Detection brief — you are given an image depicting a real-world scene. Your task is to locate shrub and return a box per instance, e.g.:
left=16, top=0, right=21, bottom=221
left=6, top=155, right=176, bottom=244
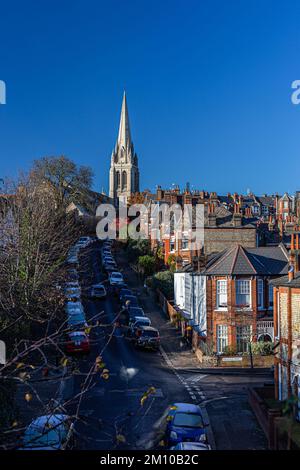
left=127, top=238, right=151, bottom=262
left=152, top=270, right=174, bottom=299
left=137, top=255, right=156, bottom=277
left=251, top=341, right=274, bottom=356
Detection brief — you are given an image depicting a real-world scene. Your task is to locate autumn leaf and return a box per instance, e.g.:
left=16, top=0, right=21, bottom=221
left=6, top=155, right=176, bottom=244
left=19, top=371, right=30, bottom=380
left=116, top=434, right=126, bottom=443
left=61, top=357, right=68, bottom=367
left=140, top=395, right=148, bottom=406
left=24, top=393, right=32, bottom=402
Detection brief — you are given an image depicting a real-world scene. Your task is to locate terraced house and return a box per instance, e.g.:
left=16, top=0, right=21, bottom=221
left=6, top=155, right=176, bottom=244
left=174, top=244, right=289, bottom=355
left=272, top=233, right=300, bottom=407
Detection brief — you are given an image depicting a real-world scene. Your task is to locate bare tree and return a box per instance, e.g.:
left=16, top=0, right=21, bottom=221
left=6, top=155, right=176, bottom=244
left=31, top=155, right=94, bottom=209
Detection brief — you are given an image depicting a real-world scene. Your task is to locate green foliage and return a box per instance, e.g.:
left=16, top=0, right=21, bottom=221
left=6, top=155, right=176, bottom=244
left=167, top=254, right=176, bottom=272
left=251, top=341, right=274, bottom=356
left=127, top=238, right=151, bottom=262
left=223, top=345, right=237, bottom=356
left=137, top=255, right=156, bottom=277
left=152, top=270, right=174, bottom=299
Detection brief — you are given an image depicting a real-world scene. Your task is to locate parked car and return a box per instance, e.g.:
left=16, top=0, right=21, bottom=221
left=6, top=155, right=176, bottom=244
left=65, top=301, right=84, bottom=315
left=133, top=325, right=160, bottom=350
left=128, top=316, right=151, bottom=336
left=119, top=288, right=133, bottom=302
left=64, top=287, right=81, bottom=300
left=65, top=331, right=90, bottom=355
left=112, top=282, right=128, bottom=297
left=67, top=269, right=79, bottom=281
left=121, top=305, right=145, bottom=325
left=170, top=442, right=211, bottom=451
left=109, top=271, right=124, bottom=286
left=105, top=263, right=118, bottom=273
left=103, top=258, right=116, bottom=266
left=67, top=312, right=87, bottom=328
left=67, top=255, right=78, bottom=266
left=103, top=259, right=115, bottom=268
left=21, top=414, right=74, bottom=450
left=90, top=283, right=107, bottom=299
left=165, top=403, right=208, bottom=447
left=122, top=295, right=139, bottom=309
left=78, top=236, right=92, bottom=245
left=65, top=281, right=80, bottom=289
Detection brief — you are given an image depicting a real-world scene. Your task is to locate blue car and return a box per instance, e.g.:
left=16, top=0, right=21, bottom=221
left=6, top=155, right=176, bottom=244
left=67, top=312, right=87, bottom=328
left=166, top=403, right=208, bottom=447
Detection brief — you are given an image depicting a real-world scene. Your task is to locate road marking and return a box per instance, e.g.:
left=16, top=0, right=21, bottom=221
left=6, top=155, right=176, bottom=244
left=185, top=374, right=208, bottom=384
left=159, top=346, right=206, bottom=403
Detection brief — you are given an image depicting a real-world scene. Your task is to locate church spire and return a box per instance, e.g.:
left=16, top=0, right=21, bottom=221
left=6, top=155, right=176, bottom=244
left=109, top=92, right=140, bottom=202
left=117, top=91, right=131, bottom=149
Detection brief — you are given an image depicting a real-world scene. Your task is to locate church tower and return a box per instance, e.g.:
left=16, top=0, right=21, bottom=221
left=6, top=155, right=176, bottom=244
left=109, top=92, right=140, bottom=203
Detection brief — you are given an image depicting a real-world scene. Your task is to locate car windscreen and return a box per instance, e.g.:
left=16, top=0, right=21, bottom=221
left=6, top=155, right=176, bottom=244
left=135, top=319, right=150, bottom=326
left=173, top=412, right=204, bottom=428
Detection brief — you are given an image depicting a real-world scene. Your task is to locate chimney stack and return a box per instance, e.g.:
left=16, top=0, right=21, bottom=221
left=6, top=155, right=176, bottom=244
left=233, top=203, right=243, bottom=227
left=208, top=202, right=217, bottom=227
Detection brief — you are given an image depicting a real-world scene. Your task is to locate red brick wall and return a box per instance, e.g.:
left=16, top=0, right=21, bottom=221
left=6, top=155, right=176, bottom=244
left=206, top=276, right=259, bottom=353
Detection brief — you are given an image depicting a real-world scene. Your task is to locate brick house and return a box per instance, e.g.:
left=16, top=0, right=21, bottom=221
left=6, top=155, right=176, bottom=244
left=162, top=204, right=259, bottom=263
left=174, top=244, right=289, bottom=355
left=272, top=233, right=300, bottom=405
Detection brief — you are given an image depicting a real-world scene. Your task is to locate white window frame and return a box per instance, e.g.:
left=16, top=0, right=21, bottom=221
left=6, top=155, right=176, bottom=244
left=236, top=279, right=251, bottom=309
left=236, top=325, right=252, bottom=353
left=216, top=280, right=228, bottom=310
left=257, top=279, right=264, bottom=309
left=217, top=325, right=228, bottom=354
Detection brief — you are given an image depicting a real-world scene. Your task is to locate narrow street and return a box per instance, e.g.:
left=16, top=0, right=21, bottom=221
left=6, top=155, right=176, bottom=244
left=65, top=241, right=270, bottom=450
left=67, top=241, right=193, bottom=450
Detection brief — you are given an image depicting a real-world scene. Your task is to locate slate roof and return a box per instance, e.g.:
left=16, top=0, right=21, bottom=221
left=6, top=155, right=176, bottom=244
left=256, top=195, right=276, bottom=207
left=271, top=272, right=300, bottom=288
left=204, top=244, right=289, bottom=276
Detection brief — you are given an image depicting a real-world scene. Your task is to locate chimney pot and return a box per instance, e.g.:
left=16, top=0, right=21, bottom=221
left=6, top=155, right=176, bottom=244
left=288, top=265, right=295, bottom=282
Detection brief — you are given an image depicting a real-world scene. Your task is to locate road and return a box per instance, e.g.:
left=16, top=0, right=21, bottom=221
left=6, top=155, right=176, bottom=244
left=67, top=242, right=269, bottom=450
left=68, top=242, right=193, bottom=450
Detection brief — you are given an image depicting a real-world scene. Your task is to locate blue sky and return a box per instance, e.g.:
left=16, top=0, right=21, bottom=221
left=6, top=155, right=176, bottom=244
left=1, top=0, right=300, bottom=195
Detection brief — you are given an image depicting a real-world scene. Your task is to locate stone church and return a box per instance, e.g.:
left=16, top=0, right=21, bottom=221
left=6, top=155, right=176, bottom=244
left=109, top=92, right=140, bottom=203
